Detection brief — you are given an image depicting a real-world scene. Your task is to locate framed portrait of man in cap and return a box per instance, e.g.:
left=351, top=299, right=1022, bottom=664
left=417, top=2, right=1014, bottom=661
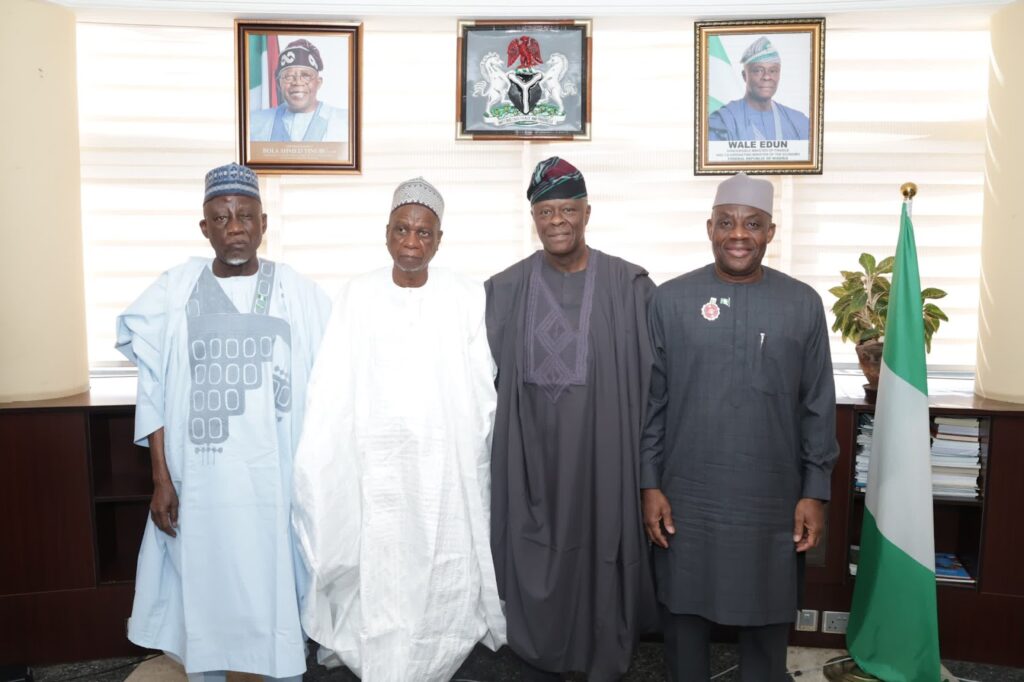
left=694, top=18, right=825, bottom=175
left=456, top=19, right=592, bottom=140
left=235, top=21, right=362, bottom=173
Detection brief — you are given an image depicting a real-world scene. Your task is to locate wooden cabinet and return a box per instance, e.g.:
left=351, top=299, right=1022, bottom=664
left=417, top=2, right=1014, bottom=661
left=0, top=387, right=149, bottom=664
left=794, top=395, right=1024, bottom=667
left=1, top=381, right=1022, bottom=665
left=89, top=410, right=153, bottom=584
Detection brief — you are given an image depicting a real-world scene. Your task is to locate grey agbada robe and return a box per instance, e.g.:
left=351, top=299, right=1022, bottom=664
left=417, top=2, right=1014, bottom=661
left=641, top=264, right=838, bottom=625
left=486, top=249, right=658, bottom=680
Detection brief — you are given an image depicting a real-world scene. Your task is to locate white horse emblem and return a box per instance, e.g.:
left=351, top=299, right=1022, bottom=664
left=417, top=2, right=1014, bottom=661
left=472, top=52, right=511, bottom=114
left=472, top=50, right=576, bottom=127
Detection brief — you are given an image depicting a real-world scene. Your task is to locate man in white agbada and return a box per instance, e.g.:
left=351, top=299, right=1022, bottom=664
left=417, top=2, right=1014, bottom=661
left=292, top=178, right=506, bottom=681
left=116, top=163, right=331, bottom=681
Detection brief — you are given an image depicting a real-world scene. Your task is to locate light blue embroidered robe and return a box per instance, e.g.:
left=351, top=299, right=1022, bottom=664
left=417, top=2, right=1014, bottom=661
left=116, top=258, right=330, bottom=677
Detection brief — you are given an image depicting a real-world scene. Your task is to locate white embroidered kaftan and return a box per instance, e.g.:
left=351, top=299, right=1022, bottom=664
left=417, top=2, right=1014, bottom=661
left=292, top=267, right=505, bottom=682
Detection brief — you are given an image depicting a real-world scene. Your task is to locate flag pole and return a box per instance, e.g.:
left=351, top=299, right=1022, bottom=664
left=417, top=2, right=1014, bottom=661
left=902, top=181, right=917, bottom=218
left=824, top=179, right=948, bottom=682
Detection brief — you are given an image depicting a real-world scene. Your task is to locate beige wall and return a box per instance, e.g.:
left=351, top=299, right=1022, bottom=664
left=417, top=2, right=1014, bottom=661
left=0, top=0, right=88, bottom=402
left=976, top=0, right=1024, bottom=403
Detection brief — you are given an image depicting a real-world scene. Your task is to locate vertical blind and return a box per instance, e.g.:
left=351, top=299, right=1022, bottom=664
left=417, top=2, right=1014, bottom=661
left=78, top=16, right=988, bottom=369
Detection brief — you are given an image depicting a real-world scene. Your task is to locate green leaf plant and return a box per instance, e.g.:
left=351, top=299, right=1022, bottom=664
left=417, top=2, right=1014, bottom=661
left=829, top=252, right=949, bottom=353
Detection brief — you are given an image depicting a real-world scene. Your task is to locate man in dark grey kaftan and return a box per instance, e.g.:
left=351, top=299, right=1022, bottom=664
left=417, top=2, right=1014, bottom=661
left=487, top=157, right=657, bottom=681
left=641, top=173, right=838, bottom=682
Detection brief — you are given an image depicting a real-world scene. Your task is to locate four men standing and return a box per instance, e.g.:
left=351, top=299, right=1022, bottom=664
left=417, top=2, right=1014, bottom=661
left=120, top=162, right=836, bottom=681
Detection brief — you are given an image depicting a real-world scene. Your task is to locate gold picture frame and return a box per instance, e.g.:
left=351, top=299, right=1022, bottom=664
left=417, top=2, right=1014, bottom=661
left=695, top=18, right=825, bottom=175
left=235, top=20, right=362, bottom=174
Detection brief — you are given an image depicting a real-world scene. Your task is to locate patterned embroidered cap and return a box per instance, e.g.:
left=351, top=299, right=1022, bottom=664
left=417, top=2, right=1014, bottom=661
left=741, top=36, right=781, bottom=65
left=391, top=177, right=444, bottom=221
left=276, top=39, right=323, bottom=76
left=203, top=163, right=260, bottom=204
left=527, top=156, right=588, bottom=204
left=713, top=172, right=774, bottom=215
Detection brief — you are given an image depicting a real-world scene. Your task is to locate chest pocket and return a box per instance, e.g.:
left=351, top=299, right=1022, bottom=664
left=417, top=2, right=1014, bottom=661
left=752, top=323, right=802, bottom=396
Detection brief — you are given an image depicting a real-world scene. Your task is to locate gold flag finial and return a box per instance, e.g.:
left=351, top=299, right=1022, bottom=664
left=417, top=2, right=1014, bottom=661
left=901, top=182, right=917, bottom=200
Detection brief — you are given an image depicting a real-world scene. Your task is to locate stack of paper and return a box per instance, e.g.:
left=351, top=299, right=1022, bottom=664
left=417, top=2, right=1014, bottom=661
left=931, top=417, right=981, bottom=499
left=853, top=414, right=872, bottom=493
left=853, top=414, right=982, bottom=500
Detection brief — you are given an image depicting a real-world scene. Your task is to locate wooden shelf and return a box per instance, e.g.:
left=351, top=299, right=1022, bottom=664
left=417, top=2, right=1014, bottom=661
left=850, top=490, right=983, bottom=507
left=803, top=402, right=1024, bottom=666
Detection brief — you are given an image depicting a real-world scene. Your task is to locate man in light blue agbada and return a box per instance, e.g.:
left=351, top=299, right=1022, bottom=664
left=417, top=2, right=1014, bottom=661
left=708, top=36, right=810, bottom=142
left=250, top=39, right=348, bottom=143
left=116, top=163, right=331, bottom=681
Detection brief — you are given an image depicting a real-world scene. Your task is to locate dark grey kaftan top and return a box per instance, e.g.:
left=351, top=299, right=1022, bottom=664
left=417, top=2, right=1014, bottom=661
left=641, top=264, right=838, bottom=626
left=486, top=249, right=658, bottom=681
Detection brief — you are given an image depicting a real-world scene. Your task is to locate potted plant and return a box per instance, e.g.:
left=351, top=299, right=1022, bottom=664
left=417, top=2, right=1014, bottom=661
left=830, top=253, right=948, bottom=396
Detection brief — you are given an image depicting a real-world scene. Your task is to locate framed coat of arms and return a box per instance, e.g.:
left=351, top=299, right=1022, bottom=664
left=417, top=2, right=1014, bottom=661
left=457, top=20, right=592, bottom=140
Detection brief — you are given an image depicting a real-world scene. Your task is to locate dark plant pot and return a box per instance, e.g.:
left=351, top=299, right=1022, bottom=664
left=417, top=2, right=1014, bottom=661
left=855, top=339, right=884, bottom=401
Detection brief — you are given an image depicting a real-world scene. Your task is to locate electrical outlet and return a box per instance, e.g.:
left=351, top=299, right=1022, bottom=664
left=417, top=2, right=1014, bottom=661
left=822, top=610, right=850, bottom=634
left=795, top=609, right=819, bottom=632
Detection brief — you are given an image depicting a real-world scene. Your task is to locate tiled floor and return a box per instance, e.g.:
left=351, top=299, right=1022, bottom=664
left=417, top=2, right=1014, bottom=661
left=27, top=643, right=1024, bottom=682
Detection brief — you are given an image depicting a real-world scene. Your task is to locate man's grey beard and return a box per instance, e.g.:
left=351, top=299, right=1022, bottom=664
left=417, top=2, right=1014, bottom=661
left=394, top=259, right=429, bottom=273
left=224, top=256, right=252, bottom=266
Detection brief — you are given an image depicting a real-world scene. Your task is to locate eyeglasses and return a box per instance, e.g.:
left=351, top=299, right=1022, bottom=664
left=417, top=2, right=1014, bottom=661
left=279, top=72, right=316, bottom=85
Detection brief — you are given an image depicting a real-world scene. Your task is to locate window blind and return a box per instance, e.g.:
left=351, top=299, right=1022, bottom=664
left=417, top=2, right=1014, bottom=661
left=78, top=16, right=988, bottom=369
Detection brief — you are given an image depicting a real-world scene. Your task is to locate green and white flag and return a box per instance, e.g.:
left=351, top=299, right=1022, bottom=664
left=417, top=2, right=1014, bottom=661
left=707, top=35, right=744, bottom=115
left=848, top=202, right=941, bottom=681
left=248, top=34, right=279, bottom=111
left=249, top=34, right=269, bottom=110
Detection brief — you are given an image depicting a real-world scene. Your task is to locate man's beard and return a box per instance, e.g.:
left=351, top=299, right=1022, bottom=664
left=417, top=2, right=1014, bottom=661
left=394, top=260, right=428, bottom=273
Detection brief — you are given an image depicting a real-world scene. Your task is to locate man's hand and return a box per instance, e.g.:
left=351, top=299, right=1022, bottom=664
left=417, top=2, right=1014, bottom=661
left=793, top=498, right=825, bottom=552
left=150, top=479, right=179, bottom=538
left=642, top=488, right=676, bottom=549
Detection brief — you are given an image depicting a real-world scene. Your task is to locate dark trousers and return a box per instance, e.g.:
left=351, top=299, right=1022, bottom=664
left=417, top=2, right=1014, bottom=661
left=661, top=610, right=791, bottom=682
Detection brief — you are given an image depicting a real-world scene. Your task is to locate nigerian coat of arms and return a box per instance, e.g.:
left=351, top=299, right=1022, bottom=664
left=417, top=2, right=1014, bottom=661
left=472, top=35, right=579, bottom=127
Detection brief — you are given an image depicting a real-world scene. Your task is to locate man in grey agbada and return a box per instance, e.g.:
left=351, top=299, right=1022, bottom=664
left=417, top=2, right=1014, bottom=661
left=487, top=157, right=657, bottom=681
left=641, top=173, right=837, bottom=681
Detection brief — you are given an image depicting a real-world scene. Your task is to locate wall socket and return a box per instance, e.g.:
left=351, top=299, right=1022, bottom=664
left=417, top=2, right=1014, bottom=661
left=795, top=609, right=819, bottom=632
left=794, top=606, right=819, bottom=630
left=822, top=610, right=850, bottom=634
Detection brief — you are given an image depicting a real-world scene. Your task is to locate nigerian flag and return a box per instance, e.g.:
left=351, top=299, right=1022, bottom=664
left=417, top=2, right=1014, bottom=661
left=707, top=35, right=744, bottom=115
left=847, top=202, right=941, bottom=681
left=248, top=34, right=279, bottom=111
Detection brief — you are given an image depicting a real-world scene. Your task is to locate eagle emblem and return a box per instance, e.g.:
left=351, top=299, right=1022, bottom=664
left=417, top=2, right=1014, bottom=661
left=472, top=35, right=578, bottom=128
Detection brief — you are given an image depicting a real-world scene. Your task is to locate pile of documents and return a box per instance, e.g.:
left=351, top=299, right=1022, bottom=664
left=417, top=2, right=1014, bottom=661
left=854, top=415, right=981, bottom=499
